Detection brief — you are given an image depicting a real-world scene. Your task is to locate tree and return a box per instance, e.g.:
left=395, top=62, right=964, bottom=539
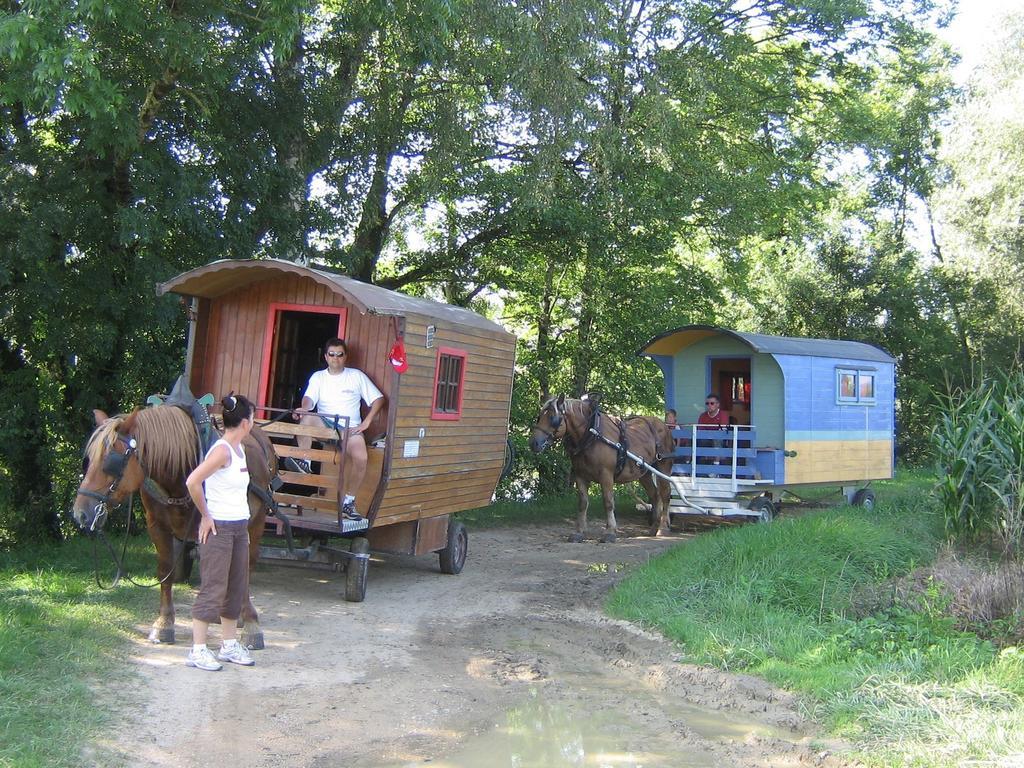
left=930, top=8, right=1024, bottom=375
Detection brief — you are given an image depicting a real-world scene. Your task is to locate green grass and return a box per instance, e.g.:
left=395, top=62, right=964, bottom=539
left=460, top=486, right=662, bottom=530
left=606, top=469, right=1024, bottom=766
left=459, top=493, right=580, bottom=529
left=0, top=534, right=182, bottom=768
left=6, top=474, right=1023, bottom=767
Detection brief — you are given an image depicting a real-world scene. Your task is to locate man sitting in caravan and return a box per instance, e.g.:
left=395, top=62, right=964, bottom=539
left=290, top=337, right=385, bottom=521
left=696, top=393, right=732, bottom=473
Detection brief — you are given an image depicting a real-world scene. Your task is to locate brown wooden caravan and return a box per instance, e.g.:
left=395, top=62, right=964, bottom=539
left=158, top=258, right=516, bottom=599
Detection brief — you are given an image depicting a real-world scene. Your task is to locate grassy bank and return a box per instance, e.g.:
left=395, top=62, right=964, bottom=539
left=607, top=471, right=1024, bottom=766
left=0, top=535, right=179, bottom=768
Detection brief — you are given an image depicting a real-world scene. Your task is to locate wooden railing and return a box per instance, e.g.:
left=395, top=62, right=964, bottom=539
left=669, top=424, right=760, bottom=481
left=256, top=411, right=352, bottom=528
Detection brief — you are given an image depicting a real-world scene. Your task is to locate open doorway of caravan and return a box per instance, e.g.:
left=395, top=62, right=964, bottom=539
left=259, top=304, right=347, bottom=412
left=709, top=357, right=752, bottom=425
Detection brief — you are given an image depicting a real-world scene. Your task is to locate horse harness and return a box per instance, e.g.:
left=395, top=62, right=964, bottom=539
left=80, top=402, right=280, bottom=531
left=544, top=399, right=665, bottom=480
left=77, top=431, right=139, bottom=532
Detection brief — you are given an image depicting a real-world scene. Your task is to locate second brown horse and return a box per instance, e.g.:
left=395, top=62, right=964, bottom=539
left=530, top=394, right=674, bottom=542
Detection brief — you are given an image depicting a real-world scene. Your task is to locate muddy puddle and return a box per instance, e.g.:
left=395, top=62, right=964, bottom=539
left=387, top=675, right=795, bottom=768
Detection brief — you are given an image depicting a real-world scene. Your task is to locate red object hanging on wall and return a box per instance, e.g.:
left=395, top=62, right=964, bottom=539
left=388, top=337, right=408, bottom=373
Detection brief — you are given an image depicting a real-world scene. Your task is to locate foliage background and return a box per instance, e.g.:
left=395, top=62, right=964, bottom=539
left=2, top=0, right=1022, bottom=543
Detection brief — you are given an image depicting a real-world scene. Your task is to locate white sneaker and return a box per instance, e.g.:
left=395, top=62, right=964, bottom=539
left=218, top=642, right=255, bottom=666
left=186, top=646, right=223, bottom=671
left=284, top=457, right=312, bottom=474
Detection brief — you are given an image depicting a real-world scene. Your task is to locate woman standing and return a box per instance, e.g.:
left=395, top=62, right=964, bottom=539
left=184, top=393, right=258, bottom=671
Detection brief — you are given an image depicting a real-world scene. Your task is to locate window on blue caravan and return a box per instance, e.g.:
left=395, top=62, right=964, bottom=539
left=838, top=371, right=857, bottom=401
left=836, top=368, right=876, bottom=405
left=859, top=373, right=875, bottom=400
left=432, top=347, right=467, bottom=420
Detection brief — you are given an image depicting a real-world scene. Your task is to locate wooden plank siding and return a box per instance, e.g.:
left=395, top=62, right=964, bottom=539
left=183, top=268, right=515, bottom=531
left=190, top=274, right=394, bottom=443
left=372, top=309, right=514, bottom=520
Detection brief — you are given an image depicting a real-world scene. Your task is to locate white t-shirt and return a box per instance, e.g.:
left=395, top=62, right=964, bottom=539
left=303, top=367, right=383, bottom=426
left=203, top=439, right=250, bottom=522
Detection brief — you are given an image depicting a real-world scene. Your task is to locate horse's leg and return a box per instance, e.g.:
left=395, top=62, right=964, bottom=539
left=239, top=505, right=266, bottom=650
left=599, top=474, right=617, bottom=544
left=146, top=505, right=176, bottom=644
left=640, top=474, right=669, bottom=536
left=570, top=475, right=589, bottom=543
left=658, top=475, right=671, bottom=533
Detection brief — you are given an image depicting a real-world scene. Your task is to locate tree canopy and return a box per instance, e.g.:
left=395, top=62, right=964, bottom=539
left=5, top=0, right=1022, bottom=541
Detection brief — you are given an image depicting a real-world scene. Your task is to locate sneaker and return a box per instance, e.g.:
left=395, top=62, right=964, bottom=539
left=284, top=457, right=312, bottom=474
left=217, top=642, right=255, bottom=666
left=342, top=501, right=364, bottom=521
left=186, top=646, right=223, bottom=671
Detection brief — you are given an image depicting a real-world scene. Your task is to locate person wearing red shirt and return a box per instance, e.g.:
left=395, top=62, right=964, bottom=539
left=697, top=393, right=731, bottom=473
left=697, top=394, right=730, bottom=429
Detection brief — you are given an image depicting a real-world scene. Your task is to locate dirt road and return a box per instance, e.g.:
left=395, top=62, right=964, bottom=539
left=99, top=520, right=853, bottom=767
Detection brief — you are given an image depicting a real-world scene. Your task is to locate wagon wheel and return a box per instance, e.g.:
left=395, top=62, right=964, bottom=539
left=748, top=496, right=776, bottom=524
left=851, top=489, right=876, bottom=510
left=344, top=536, right=370, bottom=603
left=438, top=521, right=468, bottom=575
left=172, top=538, right=196, bottom=583
left=499, top=437, right=515, bottom=483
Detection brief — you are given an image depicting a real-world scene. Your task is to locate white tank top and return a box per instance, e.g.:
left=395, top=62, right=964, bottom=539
left=203, top=439, right=250, bottom=522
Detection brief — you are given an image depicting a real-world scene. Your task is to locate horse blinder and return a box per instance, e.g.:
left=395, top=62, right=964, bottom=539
left=530, top=404, right=564, bottom=452
left=101, top=436, right=137, bottom=479
left=72, top=435, right=138, bottom=533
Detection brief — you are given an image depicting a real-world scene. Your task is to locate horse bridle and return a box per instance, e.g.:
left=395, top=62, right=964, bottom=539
left=76, top=432, right=138, bottom=532
left=76, top=428, right=200, bottom=589
left=534, top=399, right=568, bottom=442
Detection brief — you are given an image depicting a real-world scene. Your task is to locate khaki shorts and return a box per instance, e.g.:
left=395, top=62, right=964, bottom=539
left=191, top=520, right=250, bottom=624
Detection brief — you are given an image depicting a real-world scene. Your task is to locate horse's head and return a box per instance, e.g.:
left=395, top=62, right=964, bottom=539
left=530, top=395, right=569, bottom=453
left=71, top=410, right=145, bottom=533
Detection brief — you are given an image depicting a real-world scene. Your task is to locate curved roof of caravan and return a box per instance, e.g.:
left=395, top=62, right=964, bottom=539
left=640, top=325, right=895, bottom=363
left=158, top=258, right=511, bottom=335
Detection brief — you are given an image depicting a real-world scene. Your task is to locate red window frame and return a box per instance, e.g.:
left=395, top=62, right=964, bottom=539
left=431, top=346, right=467, bottom=420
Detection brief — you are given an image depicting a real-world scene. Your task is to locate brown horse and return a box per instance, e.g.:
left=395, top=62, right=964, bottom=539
left=530, top=394, right=674, bottom=542
left=72, top=405, right=277, bottom=647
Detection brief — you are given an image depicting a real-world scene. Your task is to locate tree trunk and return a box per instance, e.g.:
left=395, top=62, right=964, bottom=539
left=272, top=32, right=309, bottom=262
left=571, top=243, right=599, bottom=396
left=536, top=257, right=557, bottom=403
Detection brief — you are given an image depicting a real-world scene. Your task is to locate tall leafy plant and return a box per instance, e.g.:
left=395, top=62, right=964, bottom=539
left=932, top=371, right=1024, bottom=556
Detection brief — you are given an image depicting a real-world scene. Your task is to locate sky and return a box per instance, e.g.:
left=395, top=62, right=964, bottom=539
left=904, top=0, right=1023, bottom=255
left=939, top=0, right=1023, bottom=83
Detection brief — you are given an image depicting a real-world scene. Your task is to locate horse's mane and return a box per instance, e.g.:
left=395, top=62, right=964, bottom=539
left=85, top=407, right=199, bottom=483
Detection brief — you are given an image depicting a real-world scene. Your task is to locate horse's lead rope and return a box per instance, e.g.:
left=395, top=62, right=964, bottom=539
left=89, top=492, right=191, bottom=590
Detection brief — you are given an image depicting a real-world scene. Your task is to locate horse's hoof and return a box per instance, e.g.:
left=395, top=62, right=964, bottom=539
left=567, top=532, right=585, bottom=543
left=241, top=629, right=264, bottom=651
left=599, top=532, right=617, bottom=544
left=648, top=526, right=669, bottom=537
left=149, top=626, right=175, bottom=644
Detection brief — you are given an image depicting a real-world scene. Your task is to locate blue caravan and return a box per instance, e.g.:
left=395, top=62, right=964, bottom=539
left=639, top=326, right=896, bottom=521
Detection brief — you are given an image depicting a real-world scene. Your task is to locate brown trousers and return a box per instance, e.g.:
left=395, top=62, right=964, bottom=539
left=191, top=520, right=250, bottom=624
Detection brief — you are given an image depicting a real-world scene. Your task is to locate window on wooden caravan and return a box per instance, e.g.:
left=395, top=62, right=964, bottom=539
left=432, top=347, right=467, bottom=420
left=836, top=367, right=876, bottom=405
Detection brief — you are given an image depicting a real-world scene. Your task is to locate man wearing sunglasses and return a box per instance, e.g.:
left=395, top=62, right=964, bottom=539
left=697, top=394, right=730, bottom=429
left=290, top=337, right=384, bottom=521
left=696, top=393, right=732, bottom=475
